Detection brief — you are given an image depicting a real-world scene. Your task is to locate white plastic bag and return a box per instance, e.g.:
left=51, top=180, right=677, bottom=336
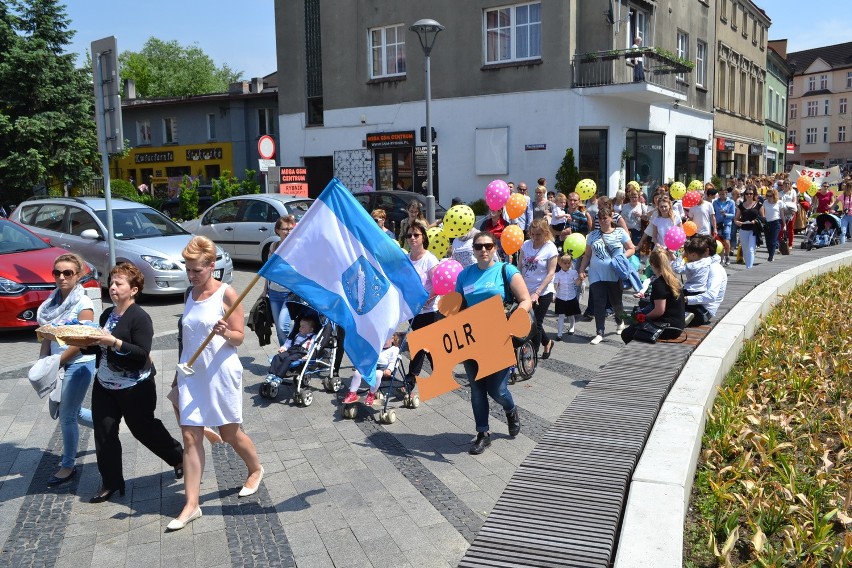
left=48, top=367, right=64, bottom=420
left=28, top=355, right=61, bottom=399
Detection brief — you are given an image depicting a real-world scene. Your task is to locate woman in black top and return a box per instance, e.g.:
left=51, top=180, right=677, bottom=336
left=621, top=248, right=685, bottom=344
left=85, top=263, right=184, bottom=503
left=734, top=185, right=762, bottom=269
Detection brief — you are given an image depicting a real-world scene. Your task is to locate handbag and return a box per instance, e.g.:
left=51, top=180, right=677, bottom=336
left=779, top=234, right=790, bottom=255
left=633, top=321, right=669, bottom=343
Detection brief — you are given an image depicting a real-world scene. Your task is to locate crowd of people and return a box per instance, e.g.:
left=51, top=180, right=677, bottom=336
left=30, top=170, right=848, bottom=523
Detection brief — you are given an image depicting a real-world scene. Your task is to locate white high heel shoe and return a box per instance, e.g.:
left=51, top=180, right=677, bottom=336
left=238, top=466, right=264, bottom=498
left=166, top=507, right=202, bottom=531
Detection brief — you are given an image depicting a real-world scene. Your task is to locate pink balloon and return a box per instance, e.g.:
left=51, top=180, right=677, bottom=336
left=432, top=259, right=464, bottom=295
left=485, top=180, right=511, bottom=211
left=664, top=226, right=686, bottom=251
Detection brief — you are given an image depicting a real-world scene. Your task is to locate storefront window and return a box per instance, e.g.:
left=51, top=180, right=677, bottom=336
left=375, top=149, right=413, bottom=192
left=674, top=136, right=706, bottom=182
left=626, top=130, right=663, bottom=199
left=579, top=129, right=608, bottom=196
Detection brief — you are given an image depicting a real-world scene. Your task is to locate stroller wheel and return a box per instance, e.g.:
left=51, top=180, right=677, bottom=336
left=268, top=384, right=279, bottom=399
left=323, top=378, right=334, bottom=393
left=342, top=405, right=357, bottom=419
left=410, top=395, right=420, bottom=409
left=301, top=391, right=313, bottom=407
left=259, top=383, right=270, bottom=398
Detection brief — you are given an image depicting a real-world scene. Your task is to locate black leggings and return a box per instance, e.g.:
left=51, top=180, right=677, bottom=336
left=408, top=311, right=443, bottom=378
left=531, top=292, right=553, bottom=351
left=590, top=281, right=624, bottom=336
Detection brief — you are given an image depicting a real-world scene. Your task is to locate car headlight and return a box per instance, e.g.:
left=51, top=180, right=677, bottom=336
left=140, top=255, right=181, bottom=271
left=223, top=250, right=231, bottom=263
left=0, top=276, right=27, bottom=295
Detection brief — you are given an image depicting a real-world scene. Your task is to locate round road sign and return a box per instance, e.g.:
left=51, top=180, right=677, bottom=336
left=258, top=135, right=276, bottom=160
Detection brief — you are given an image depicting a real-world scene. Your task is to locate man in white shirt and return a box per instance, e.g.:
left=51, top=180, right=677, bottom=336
left=688, top=193, right=717, bottom=236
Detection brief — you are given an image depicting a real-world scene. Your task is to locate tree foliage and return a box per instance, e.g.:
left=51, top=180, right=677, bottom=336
left=119, top=38, right=241, bottom=98
left=0, top=0, right=99, bottom=205
left=554, top=148, right=580, bottom=196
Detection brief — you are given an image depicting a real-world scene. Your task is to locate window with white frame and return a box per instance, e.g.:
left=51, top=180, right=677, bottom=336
left=824, top=99, right=830, bottom=115
left=819, top=74, right=827, bottom=89
left=206, top=114, right=216, bottom=140
left=740, top=70, right=747, bottom=115
left=696, top=41, right=707, bottom=87
left=137, top=120, right=151, bottom=145
left=369, top=24, right=406, bottom=78
left=741, top=6, right=748, bottom=33
left=781, top=96, right=786, bottom=120
left=808, top=76, right=816, bottom=91
left=258, top=108, right=275, bottom=136
left=676, top=32, right=689, bottom=82
left=841, top=98, right=848, bottom=114
left=484, top=2, right=541, bottom=64
left=807, top=101, right=818, bottom=117
left=789, top=130, right=796, bottom=145
left=163, top=117, right=177, bottom=144
left=805, top=127, right=816, bottom=144
left=839, top=126, right=847, bottom=143
left=823, top=127, right=828, bottom=143
left=751, top=17, right=757, bottom=41
left=775, top=92, right=781, bottom=122
left=627, top=7, right=649, bottom=48
left=790, top=103, right=797, bottom=119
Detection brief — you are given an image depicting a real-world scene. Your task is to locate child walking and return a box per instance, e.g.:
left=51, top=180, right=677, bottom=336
left=342, top=333, right=400, bottom=406
left=553, top=253, right=581, bottom=339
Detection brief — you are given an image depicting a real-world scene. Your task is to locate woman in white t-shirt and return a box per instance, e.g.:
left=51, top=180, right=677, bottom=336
left=519, top=218, right=559, bottom=359
left=36, top=253, right=96, bottom=487
left=641, top=195, right=682, bottom=249
left=405, top=220, right=441, bottom=388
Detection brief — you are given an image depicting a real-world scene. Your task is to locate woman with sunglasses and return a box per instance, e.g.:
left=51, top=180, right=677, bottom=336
left=36, top=253, right=95, bottom=487
left=455, top=232, right=532, bottom=454
left=734, top=184, right=762, bottom=268
left=398, top=200, right=426, bottom=251
left=404, top=220, right=441, bottom=389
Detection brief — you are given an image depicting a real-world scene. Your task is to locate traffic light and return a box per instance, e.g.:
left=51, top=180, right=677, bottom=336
left=420, top=126, right=437, bottom=143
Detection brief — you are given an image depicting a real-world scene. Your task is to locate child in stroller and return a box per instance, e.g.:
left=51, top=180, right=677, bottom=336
left=802, top=213, right=842, bottom=250
left=266, top=313, right=319, bottom=382
left=341, top=332, right=400, bottom=408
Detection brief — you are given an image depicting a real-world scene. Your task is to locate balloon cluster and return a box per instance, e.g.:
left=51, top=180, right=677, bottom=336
left=670, top=182, right=687, bottom=200
left=682, top=191, right=703, bottom=208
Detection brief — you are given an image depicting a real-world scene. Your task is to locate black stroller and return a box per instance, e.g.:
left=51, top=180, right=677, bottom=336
left=259, top=300, right=338, bottom=406
left=802, top=213, right=841, bottom=250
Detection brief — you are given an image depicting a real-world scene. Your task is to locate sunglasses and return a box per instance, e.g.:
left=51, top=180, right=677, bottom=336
left=405, top=233, right=422, bottom=239
left=52, top=269, right=76, bottom=278
left=473, top=242, right=495, bottom=251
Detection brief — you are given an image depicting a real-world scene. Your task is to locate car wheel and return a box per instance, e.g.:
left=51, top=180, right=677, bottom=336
left=261, top=242, right=272, bottom=263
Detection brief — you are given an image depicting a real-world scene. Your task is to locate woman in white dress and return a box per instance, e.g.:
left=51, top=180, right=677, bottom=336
left=169, top=236, right=263, bottom=531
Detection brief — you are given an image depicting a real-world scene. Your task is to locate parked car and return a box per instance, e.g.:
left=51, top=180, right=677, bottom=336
left=162, top=184, right=213, bottom=218
left=181, top=194, right=314, bottom=262
left=0, top=218, right=100, bottom=330
left=10, top=197, right=233, bottom=296
left=352, top=190, right=447, bottom=236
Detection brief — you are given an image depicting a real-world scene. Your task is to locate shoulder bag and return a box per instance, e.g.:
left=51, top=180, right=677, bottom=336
left=632, top=321, right=670, bottom=343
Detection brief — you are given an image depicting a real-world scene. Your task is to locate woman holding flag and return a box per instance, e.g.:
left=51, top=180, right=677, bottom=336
left=455, top=231, right=532, bottom=455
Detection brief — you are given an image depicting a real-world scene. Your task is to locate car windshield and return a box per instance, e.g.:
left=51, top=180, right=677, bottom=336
left=95, top=208, right=189, bottom=239
left=0, top=220, right=50, bottom=254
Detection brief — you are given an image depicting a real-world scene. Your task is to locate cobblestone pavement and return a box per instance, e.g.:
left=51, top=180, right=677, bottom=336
left=0, top=249, right=783, bottom=567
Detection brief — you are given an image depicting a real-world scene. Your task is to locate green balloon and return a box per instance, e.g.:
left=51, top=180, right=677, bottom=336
left=562, top=233, right=587, bottom=258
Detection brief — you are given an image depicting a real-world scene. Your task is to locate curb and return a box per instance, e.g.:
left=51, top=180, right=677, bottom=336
left=613, top=248, right=852, bottom=568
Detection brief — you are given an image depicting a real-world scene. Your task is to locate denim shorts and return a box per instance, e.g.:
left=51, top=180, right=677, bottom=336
left=717, top=222, right=732, bottom=240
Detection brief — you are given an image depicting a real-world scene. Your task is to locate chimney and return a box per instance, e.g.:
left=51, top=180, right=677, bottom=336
left=229, top=81, right=250, bottom=94
left=123, top=78, right=136, bottom=100
left=251, top=77, right=264, bottom=93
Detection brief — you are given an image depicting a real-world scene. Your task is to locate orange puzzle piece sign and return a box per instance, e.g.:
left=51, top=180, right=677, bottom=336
left=407, top=292, right=531, bottom=401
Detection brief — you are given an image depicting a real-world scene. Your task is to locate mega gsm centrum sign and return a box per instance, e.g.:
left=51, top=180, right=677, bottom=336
left=366, top=130, right=415, bottom=149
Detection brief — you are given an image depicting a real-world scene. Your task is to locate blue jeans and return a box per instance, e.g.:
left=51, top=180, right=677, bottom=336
left=841, top=214, right=852, bottom=244
left=267, top=289, right=293, bottom=347
left=59, top=359, right=94, bottom=468
left=465, top=362, right=515, bottom=433
left=764, top=219, right=781, bottom=260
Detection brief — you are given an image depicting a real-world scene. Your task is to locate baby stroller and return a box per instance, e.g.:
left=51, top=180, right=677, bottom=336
left=802, top=213, right=841, bottom=250
left=259, top=300, right=338, bottom=406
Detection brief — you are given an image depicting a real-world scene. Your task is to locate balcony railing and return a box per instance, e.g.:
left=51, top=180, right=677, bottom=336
left=572, top=47, right=692, bottom=95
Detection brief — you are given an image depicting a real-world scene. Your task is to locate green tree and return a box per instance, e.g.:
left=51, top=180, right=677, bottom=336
left=554, top=148, right=580, bottom=196
left=179, top=176, right=199, bottom=221
left=119, top=38, right=241, bottom=98
left=0, top=0, right=99, bottom=204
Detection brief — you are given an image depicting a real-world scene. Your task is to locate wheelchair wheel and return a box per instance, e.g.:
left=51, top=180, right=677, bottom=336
left=515, top=340, right=537, bottom=381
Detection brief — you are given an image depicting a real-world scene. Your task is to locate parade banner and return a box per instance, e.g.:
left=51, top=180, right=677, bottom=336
left=791, top=165, right=842, bottom=187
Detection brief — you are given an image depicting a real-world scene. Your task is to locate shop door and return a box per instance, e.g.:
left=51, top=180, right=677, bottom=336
left=375, top=149, right=413, bottom=192
left=304, top=156, right=334, bottom=198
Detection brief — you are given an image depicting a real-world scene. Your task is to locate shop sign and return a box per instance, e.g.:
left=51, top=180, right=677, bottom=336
left=366, top=130, right=415, bottom=149
left=186, top=147, right=223, bottom=161
left=135, top=151, right=174, bottom=164
left=716, top=138, right=735, bottom=152
left=749, top=144, right=764, bottom=156
left=278, top=166, right=309, bottom=197
left=786, top=143, right=795, bottom=154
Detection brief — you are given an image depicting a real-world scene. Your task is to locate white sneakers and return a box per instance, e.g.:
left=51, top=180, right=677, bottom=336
left=166, top=507, right=202, bottom=531
left=616, top=322, right=627, bottom=334
left=590, top=335, right=603, bottom=345
left=238, top=466, right=265, bottom=498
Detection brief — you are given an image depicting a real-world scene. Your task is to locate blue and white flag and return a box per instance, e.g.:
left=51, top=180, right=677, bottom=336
left=259, top=178, right=428, bottom=387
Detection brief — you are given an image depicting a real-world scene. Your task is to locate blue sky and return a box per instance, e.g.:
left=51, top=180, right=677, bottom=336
left=61, top=0, right=850, bottom=81
left=63, top=0, right=277, bottom=80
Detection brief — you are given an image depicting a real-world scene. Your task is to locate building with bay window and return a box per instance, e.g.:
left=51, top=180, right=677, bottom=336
left=274, top=0, right=716, bottom=203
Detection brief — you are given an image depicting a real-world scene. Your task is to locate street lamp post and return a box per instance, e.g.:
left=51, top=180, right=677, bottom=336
left=409, top=19, right=444, bottom=224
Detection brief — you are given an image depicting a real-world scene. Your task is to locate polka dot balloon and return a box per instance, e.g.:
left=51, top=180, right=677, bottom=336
left=687, top=179, right=704, bottom=192
left=441, top=205, right=476, bottom=238
left=670, top=181, right=687, bottom=200
left=485, top=180, right=511, bottom=211
left=432, top=259, right=463, bottom=295
left=426, top=227, right=450, bottom=259
left=575, top=179, right=597, bottom=201
left=664, top=226, right=686, bottom=251
left=505, top=193, right=527, bottom=219
left=562, top=233, right=587, bottom=258
left=501, top=225, right=525, bottom=256
left=682, top=191, right=703, bottom=208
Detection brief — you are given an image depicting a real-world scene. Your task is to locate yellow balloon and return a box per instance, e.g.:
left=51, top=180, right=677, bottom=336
left=626, top=181, right=641, bottom=193
left=575, top=179, right=597, bottom=201
left=687, top=179, right=704, bottom=192
left=670, top=181, right=687, bottom=200
left=807, top=182, right=819, bottom=197
left=501, top=225, right=525, bottom=256
left=426, top=227, right=450, bottom=258
left=441, top=205, right=475, bottom=238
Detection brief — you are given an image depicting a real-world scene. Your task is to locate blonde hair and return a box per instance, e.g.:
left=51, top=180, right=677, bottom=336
left=53, top=253, right=85, bottom=273
left=529, top=218, right=554, bottom=242
left=649, top=248, right=682, bottom=297
left=182, top=235, right=216, bottom=265
left=656, top=196, right=677, bottom=221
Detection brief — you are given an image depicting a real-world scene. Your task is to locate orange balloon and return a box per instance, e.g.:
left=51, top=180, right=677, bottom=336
left=795, top=176, right=811, bottom=192
left=501, top=225, right=524, bottom=255
left=505, top=193, right=527, bottom=220
left=682, top=220, right=698, bottom=237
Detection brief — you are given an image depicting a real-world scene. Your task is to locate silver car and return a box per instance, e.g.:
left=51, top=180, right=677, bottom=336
left=181, top=194, right=313, bottom=262
left=11, top=197, right=233, bottom=295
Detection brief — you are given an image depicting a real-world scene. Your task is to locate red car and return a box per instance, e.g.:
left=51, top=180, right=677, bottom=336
left=0, top=218, right=99, bottom=330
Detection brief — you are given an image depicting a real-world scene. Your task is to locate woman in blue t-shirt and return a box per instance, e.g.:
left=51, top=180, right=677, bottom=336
left=455, top=232, right=532, bottom=455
